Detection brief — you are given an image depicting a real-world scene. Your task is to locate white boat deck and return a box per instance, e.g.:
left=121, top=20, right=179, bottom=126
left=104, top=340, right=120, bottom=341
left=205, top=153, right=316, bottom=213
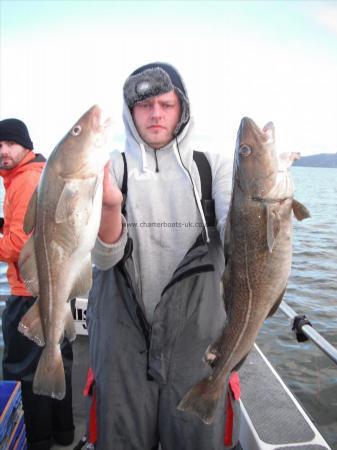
left=239, top=344, right=331, bottom=450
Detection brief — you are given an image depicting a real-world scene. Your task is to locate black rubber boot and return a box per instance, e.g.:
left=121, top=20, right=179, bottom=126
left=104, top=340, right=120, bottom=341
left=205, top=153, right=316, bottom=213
left=53, top=427, right=75, bottom=446
left=52, top=363, right=75, bottom=446
left=26, top=438, right=52, bottom=450
left=20, top=382, right=53, bottom=445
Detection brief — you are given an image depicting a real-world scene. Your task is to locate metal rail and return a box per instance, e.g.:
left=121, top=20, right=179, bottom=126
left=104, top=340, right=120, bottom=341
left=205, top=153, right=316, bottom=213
left=280, top=301, right=337, bottom=366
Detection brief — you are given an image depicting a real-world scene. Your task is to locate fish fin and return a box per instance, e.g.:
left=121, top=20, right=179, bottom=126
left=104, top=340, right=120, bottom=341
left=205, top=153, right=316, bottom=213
left=23, top=187, right=38, bottom=234
left=267, top=288, right=286, bottom=318
left=266, top=204, right=280, bottom=253
left=55, top=178, right=99, bottom=224
left=55, top=181, right=81, bottom=223
left=69, top=257, right=93, bottom=298
left=64, top=302, right=76, bottom=342
left=18, top=299, right=45, bottom=346
left=292, top=199, right=311, bottom=221
left=177, top=376, right=226, bottom=424
left=203, top=344, right=222, bottom=367
left=90, top=175, right=100, bottom=204
left=18, top=235, right=39, bottom=296
left=33, top=344, right=66, bottom=400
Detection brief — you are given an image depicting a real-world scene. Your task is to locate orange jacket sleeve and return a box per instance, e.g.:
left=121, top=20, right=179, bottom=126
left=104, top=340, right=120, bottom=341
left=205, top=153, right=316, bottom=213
left=0, top=172, right=39, bottom=263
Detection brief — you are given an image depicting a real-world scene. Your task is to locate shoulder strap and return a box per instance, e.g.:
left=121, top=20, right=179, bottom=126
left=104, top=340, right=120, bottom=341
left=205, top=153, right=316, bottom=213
left=193, top=151, right=215, bottom=227
left=121, top=152, right=127, bottom=216
left=193, top=151, right=212, bottom=200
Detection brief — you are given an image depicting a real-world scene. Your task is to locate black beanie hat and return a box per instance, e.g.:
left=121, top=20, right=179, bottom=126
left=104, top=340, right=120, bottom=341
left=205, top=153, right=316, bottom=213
left=123, top=62, right=190, bottom=135
left=0, top=118, right=34, bottom=150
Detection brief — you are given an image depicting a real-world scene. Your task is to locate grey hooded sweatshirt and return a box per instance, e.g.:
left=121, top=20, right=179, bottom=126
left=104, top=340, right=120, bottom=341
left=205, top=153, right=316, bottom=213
left=93, top=103, right=232, bottom=323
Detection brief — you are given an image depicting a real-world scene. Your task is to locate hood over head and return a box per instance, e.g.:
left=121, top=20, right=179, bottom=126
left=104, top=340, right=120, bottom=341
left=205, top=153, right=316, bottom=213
left=123, top=62, right=190, bottom=136
left=121, top=63, right=210, bottom=242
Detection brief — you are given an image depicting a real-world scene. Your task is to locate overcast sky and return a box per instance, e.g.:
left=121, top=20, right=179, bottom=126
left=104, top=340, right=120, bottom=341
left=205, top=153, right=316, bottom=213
left=1, top=0, right=337, bottom=159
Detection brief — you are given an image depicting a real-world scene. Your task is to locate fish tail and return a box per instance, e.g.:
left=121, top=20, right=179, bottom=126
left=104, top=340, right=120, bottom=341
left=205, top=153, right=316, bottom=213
left=177, top=376, right=226, bottom=424
left=33, top=344, right=66, bottom=400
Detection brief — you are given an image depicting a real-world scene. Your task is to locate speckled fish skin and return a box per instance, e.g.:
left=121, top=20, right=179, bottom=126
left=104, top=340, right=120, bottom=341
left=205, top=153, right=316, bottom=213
left=18, top=105, right=110, bottom=400
left=178, top=117, right=310, bottom=424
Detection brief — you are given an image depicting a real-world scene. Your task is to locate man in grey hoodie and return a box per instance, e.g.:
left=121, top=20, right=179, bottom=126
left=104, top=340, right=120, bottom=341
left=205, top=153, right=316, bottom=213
left=87, top=62, right=239, bottom=449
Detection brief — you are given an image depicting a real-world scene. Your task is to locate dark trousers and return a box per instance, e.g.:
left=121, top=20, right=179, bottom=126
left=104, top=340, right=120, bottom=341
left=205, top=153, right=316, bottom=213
left=2, top=295, right=74, bottom=448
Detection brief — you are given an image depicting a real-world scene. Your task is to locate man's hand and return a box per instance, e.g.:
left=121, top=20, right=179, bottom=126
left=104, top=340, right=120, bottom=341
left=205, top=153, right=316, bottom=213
left=98, top=161, right=124, bottom=244
left=102, top=161, right=123, bottom=209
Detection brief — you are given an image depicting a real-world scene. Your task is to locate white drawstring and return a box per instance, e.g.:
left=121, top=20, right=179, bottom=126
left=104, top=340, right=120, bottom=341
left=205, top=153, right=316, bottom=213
left=140, top=143, right=149, bottom=172
left=173, top=141, right=210, bottom=243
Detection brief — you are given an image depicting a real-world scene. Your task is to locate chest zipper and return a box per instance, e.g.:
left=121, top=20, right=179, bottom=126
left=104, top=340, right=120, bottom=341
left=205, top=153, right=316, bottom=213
left=120, top=253, right=154, bottom=380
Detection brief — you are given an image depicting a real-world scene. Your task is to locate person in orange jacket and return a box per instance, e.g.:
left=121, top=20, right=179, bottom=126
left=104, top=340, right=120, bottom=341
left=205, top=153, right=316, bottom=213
left=0, top=118, right=74, bottom=450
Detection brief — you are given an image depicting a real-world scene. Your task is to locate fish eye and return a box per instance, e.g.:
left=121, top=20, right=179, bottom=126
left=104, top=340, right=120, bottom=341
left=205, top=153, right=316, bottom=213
left=71, top=125, right=82, bottom=136
left=239, top=145, right=252, bottom=156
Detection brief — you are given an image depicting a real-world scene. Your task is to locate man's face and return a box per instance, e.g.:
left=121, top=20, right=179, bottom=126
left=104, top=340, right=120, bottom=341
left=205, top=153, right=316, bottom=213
left=0, top=141, right=30, bottom=170
left=132, top=90, right=182, bottom=149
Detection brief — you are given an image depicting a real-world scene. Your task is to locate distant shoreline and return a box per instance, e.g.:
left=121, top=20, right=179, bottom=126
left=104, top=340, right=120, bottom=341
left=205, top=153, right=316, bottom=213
left=294, top=153, right=337, bottom=169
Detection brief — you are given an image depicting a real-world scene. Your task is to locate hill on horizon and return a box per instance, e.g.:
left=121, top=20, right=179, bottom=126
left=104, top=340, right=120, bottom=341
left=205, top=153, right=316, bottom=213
left=294, top=153, right=337, bottom=168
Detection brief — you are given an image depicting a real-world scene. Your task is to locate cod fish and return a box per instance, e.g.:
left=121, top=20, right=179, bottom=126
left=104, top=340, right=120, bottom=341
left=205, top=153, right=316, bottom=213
left=18, top=105, right=111, bottom=400
left=178, top=117, right=310, bottom=424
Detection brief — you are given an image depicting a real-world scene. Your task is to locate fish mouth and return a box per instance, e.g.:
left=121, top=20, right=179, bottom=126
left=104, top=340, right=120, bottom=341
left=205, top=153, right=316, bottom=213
left=238, top=117, right=258, bottom=139
left=90, top=105, right=112, bottom=133
left=240, top=116, right=257, bottom=130
left=234, top=117, right=279, bottom=197
left=235, top=117, right=276, bottom=170
left=238, top=117, right=274, bottom=144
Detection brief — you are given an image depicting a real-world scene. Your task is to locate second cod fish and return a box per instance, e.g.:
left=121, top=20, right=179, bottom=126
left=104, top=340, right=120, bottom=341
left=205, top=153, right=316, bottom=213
left=178, top=117, right=310, bottom=424
left=18, top=105, right=111, bottom=400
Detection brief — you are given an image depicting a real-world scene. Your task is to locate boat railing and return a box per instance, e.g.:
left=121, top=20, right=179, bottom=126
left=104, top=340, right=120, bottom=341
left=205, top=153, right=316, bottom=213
left=280, top=300, right=337, bottom=366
